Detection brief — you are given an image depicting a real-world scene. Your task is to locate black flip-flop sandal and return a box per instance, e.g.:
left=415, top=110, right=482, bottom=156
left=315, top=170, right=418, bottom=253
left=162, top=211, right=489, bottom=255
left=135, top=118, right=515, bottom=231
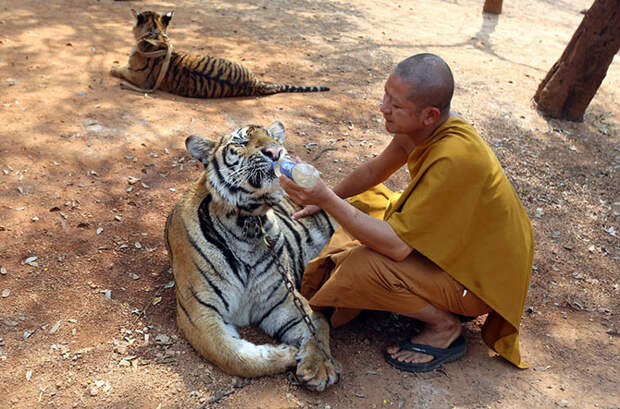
left=384, top=335, right=467, bottom=373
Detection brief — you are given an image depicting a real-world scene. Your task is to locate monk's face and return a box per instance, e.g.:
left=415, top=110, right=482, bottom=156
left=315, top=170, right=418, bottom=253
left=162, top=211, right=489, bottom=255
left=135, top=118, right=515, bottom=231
left=380, top=74, right=425, bottom=136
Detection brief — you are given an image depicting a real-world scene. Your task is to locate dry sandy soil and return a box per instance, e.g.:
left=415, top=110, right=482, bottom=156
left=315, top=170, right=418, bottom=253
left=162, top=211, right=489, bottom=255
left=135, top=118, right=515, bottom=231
left=0, top=0, right=618, bottom=408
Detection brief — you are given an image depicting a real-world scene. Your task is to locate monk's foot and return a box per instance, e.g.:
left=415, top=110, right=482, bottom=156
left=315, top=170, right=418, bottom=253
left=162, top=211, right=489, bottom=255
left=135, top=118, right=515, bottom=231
left=385, top=316, right=462, bottom=364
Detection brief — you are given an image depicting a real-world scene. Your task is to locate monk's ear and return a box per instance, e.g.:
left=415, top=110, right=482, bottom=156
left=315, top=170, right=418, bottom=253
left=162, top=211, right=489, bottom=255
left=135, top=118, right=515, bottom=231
left=422, top=107, right=441, bottom=127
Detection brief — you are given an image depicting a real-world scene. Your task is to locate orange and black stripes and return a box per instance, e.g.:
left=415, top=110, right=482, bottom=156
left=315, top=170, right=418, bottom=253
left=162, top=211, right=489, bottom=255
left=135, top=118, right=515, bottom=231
left=156, top=51, right=328, bottom=98
left=115, top=10, right=329, bottom=99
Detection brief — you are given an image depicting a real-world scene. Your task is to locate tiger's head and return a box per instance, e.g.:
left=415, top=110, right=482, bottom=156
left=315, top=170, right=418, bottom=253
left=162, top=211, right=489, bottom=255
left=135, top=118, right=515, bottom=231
left=186, top=122, right=289, bottom=214
left=130, top=9, right=174, bottom=42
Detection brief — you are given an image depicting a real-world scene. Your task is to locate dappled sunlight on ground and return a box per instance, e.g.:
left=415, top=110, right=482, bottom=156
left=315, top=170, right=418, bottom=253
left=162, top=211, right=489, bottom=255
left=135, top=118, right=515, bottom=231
left=0, top=0, right=617, bottom=408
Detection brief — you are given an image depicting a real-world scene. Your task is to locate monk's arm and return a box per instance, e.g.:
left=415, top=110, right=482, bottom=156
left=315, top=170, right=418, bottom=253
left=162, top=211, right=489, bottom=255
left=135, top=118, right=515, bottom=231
left=290, top=135, right=410, bottom=220
left=318, top=188, right=413, bottom=261
left=281, top=134, right=414, bottom=260
left=329, top=136, right=410, bottom=199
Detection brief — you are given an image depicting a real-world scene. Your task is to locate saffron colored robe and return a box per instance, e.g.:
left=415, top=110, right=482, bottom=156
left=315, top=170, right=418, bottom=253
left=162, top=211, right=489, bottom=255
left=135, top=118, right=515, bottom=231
left=303, top=116, right=534, bottom=368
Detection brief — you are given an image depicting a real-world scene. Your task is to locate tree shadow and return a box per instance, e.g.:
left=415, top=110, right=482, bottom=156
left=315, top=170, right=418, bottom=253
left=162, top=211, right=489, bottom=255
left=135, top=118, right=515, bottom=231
left=318, top=12, right=544, bottom=75
left=476, top=11, right=500, bottom=45
left=537, top=0, right=585, bottom=14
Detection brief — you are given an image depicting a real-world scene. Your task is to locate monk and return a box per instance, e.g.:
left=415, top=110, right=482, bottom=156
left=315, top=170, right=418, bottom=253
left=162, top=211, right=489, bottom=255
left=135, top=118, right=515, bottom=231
left=279, top=53, right=534, bottom=372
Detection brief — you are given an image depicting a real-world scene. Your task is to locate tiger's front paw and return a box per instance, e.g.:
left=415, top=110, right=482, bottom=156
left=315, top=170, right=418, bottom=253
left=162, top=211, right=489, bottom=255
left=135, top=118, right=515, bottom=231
left=109, top=65, right=127, bottom=80
left=295, top=341, right=340, bottom=392
left=110, top=66, right=121, bottom=78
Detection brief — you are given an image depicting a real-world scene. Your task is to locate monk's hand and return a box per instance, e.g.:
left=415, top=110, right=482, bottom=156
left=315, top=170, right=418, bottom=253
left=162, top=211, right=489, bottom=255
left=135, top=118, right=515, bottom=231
left=278, top=175, right=328, bottom=216
left=292, top=205, right=321, bottom=220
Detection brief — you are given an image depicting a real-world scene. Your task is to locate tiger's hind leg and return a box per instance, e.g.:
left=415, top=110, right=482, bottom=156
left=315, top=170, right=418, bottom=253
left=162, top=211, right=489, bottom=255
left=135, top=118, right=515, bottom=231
left=258, top=290, right=340, bottom=391
left=176, top=296, right=298, bottom=378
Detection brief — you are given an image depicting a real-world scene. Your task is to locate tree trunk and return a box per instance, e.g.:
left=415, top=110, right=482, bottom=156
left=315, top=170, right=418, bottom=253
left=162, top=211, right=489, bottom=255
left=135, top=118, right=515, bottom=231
left=483, top=0, right=503, bottom=14
left=533, top=0, right=620, bottom=122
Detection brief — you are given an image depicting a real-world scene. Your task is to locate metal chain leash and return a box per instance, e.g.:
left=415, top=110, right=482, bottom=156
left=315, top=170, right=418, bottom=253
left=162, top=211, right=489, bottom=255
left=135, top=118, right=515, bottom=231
left=256, top=218, right=338, bottom=374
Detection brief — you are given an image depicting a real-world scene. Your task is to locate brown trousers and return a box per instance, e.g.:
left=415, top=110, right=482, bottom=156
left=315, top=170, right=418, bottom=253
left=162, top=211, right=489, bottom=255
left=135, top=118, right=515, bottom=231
left=301, top=228, right=491, bottom=327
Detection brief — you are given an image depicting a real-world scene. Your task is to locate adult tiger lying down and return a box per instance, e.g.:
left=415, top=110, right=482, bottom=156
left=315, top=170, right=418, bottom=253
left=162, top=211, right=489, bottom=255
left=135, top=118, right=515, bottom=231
left=111, top=10, right=329, bottom=98
left=164, top=121, right=340, bottom=391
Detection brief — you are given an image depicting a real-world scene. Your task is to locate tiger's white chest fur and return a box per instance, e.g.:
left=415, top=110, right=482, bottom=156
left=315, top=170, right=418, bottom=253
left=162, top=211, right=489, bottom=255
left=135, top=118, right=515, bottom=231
left=193, top=194, right=334, bottom=327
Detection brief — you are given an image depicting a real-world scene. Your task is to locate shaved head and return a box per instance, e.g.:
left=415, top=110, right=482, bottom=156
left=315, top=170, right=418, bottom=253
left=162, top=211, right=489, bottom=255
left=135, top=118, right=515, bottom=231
left=394, top=54, right=454, bottom=114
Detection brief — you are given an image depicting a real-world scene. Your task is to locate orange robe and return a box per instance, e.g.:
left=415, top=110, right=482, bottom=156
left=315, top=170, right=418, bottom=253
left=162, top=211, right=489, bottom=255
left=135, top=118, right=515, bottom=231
left=302, top=116, right=534, bottom=368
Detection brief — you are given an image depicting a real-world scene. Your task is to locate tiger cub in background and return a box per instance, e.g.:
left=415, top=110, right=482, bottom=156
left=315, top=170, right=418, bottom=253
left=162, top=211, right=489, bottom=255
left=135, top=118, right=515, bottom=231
left=164, top=121, right=340, bottom=391
left=111, top=10, right=329, bottom=98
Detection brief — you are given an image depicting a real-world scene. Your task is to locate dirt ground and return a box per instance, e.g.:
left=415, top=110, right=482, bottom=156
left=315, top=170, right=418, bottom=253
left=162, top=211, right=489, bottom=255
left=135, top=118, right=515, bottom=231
left=0, top=0, right=618, bottom=408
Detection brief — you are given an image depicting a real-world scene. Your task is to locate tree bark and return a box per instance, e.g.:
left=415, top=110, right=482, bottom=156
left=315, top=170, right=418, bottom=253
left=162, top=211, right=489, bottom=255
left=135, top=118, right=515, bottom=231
left=533, top=0, right=620, bottom=122
left=483, top=0, right=503, bottom=14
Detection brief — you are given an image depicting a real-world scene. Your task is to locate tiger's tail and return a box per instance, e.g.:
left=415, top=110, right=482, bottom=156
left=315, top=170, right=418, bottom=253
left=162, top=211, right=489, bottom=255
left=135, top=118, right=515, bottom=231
left=176, top=299, right=298, bottom=377
left=257, top=83, right=329, bottom=95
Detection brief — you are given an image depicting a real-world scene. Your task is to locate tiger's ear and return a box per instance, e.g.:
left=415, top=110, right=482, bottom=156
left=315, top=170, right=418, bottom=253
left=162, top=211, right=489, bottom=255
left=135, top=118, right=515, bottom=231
left=186, top=135, right=215, bottom=164
left=162, top=10, right=174, bottom=27
left=267, top=121, right=285, bottom=144
left=131, top=9, right=145, bottom=25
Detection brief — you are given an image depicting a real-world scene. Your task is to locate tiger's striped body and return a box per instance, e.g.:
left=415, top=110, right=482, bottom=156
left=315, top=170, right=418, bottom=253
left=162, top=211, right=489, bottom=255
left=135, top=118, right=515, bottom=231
left=164, top=121, right=340, bottom=391
left=111, top=10, right=329, bottom=98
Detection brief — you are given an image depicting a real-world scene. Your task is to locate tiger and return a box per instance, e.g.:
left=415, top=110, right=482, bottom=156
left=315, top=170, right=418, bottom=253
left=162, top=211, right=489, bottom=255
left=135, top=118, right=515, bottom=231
left=111, top=10, right=330, bottom=98
left=164, top=121, right=340, bottom=391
